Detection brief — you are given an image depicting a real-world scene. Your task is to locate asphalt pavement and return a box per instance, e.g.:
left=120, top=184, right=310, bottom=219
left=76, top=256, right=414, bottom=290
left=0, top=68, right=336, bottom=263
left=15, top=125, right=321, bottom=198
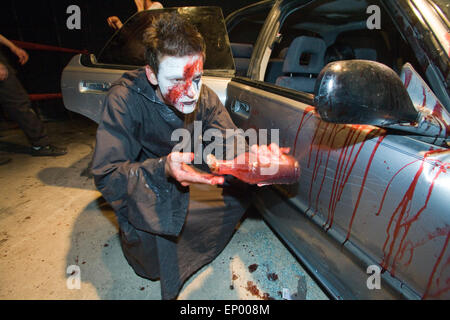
left=0, top=116, right=328, bottom=300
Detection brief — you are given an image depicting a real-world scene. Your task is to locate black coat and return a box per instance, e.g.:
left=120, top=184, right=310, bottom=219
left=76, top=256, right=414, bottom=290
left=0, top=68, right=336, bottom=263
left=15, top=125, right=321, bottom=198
left=92, top=68, right=249, bottom=299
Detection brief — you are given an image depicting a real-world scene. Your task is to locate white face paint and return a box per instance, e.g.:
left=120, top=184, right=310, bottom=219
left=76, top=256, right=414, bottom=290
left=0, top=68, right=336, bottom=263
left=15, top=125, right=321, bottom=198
left=156, top=54, right=203, bottom=114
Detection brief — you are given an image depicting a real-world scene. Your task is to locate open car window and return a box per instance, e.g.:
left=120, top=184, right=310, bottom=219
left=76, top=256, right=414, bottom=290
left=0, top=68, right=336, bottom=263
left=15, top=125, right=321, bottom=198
left=261, top=0, right=434, bottom=100
left=226, top=1, right=273, bottom=76
left=97, top=7, right=234, bottom=74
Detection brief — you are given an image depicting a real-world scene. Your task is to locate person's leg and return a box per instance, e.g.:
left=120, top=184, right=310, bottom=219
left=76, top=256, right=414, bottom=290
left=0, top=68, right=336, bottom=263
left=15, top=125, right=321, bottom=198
left=156, top=179, right=251, bottom=299
left=0, top=66, right=50, bottom=147
left=0, top=61, right=66, bottom=156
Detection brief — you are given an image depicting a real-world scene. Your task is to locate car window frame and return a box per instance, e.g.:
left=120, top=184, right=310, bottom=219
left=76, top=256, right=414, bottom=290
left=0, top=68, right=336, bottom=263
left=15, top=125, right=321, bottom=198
left=241, top=0, right=449, bottom=112
left=227, top=0, right=320, bottom=106
left=382, top=0, right=450, bottom=110
left=96, top=7, right=235, bottom=77
left=237, top=0, right=319, bottom=104
left=225, top=0, right=276, bottom=33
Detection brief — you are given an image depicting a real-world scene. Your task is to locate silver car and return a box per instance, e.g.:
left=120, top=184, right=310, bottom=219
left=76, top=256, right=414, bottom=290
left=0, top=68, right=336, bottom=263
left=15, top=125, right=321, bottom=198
left=61, top=0, right=450, bottom=300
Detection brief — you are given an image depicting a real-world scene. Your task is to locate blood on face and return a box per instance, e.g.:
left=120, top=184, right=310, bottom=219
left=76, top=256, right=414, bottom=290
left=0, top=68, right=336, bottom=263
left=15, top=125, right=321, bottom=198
left=157, top=55, right=203, bottom=114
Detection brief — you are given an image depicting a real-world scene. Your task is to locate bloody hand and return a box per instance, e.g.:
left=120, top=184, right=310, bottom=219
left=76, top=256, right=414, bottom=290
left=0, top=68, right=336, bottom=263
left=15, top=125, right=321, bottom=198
left=165, top=152, right=224, bottom=187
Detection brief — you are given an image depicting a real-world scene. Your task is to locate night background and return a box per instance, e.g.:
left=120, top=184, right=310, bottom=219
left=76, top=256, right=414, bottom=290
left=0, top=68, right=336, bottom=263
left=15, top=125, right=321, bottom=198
left=0, top=0, right=260, bottom=120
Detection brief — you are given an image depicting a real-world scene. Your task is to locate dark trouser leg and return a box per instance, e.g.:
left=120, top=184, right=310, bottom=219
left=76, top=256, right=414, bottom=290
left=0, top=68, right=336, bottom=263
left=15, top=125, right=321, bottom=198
left=157, top=180, right=251, bottom=300
left=117, top=179, right=251, bottom=300
left=0, top=65, right=50, bottom=147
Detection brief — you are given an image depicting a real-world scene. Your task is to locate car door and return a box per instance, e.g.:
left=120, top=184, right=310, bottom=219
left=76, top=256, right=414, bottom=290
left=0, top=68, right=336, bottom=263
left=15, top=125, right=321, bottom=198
left=225, top=0, right=450, bottom=299
left=61, top=7, right=235, bottom=124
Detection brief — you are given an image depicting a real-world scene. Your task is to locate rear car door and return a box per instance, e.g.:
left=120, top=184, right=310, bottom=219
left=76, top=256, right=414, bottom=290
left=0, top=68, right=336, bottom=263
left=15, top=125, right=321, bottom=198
left=225, top=0, right=450, bottom=299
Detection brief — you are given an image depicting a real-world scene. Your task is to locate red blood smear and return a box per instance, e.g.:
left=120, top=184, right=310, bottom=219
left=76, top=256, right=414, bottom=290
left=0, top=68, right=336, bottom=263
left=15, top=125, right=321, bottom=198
left=375, top=160, right=419, bottom=217
left=245, top=281, right=274, bottom=300
left=325, top=128, right=364, bottom=229
left=293, top=106, right=315, bottom=156
left=431, top=101, right=450, bottom=138
left=445, top=32, right=450, bottom=57
left=293, top=98, right=450, bottom=297
left=246, top=281, right=260, bottom=297
left=380, top=153, right=428, bottom=274
left=306, top=122, right=378, bottom=229
left=166, top=59, right=203, bottom=112
left=167, top=84, right=184, bottom=105
left=377, top=148, right=450, bottom=296
left=423, top=232, right=450, bottom=299
left=307, top=122, right=331, bottom=215
left=403, top=68, right=413, bottom=89
left=344, top=135, right=385, bottom=242
left=325, top=127, right=360, bottom=227
left=399, top=227, right=449, bottom=268
left=294, top=110, right=381, bottom=229
left=308, top=121, right=326, bottom=168
left=317, top=125, right=343, bottom=226
left=421, top=86, right=427, bottom=108
left=267, top=272, right=278, bottom=281
left=391, top=160, right=446, bottom=275
left=248, top=264, right=258, bottom=273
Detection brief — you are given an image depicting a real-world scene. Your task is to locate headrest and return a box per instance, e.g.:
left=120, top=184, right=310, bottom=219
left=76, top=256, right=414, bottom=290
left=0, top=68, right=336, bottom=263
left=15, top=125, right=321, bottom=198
left=230, top=43, right=253, bottom=58
left=282, top=36, right=326, bottom=74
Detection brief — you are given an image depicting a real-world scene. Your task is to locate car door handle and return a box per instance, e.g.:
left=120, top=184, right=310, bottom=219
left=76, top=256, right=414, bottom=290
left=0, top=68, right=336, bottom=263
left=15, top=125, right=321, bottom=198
left=231, top=99, right=251, bottom=118
left=79, top=80, right=112, bottom=93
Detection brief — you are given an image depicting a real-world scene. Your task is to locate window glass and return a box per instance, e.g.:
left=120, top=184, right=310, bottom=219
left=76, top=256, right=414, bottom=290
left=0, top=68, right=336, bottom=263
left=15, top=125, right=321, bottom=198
left=97, top=7, right=234, bottom=72
left=226, top=5, right=272, bottom=76
left=227, top=10, right=270, bottom=44
left=263, top=0, right=424, bottom=94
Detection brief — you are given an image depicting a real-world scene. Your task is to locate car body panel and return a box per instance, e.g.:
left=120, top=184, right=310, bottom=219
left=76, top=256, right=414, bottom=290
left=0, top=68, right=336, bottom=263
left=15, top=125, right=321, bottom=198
left=227, top=78, right=450, bottom=299
left=225, top=0, right=450, bottom=299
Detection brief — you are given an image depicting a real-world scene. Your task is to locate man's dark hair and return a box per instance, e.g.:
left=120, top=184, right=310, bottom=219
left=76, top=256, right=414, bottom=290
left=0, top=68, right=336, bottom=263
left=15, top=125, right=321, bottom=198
left=142, top=12, right=206, bottom=74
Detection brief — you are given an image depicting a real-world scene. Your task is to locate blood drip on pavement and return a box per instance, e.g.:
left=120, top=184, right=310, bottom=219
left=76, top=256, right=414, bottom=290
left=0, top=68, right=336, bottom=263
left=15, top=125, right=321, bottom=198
left=245, top=281, right=274, bottom=300
left=248, top=264, right=258, bottom=273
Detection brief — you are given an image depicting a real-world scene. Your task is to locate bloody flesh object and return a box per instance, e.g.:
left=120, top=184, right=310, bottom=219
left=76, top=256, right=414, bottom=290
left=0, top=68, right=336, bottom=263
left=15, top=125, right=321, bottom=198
left=206, top=151, right=300, bottom=185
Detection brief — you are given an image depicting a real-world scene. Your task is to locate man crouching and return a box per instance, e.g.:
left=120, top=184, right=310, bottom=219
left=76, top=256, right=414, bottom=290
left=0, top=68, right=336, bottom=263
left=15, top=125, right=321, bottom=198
left=92, top=12, right=250, bottom=299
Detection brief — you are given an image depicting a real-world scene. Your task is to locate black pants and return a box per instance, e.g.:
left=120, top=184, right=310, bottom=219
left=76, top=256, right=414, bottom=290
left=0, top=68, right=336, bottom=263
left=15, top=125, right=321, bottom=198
left=0, top=52, right=49, bottom=147
left=119, top=179, right=251, bottom=300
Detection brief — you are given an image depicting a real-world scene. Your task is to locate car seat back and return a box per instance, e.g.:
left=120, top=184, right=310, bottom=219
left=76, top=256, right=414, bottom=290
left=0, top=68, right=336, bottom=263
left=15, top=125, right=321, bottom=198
left=265, top=47, right=289, bottom=83
left=231, top=43, right=253, bottom=76
left=275, top=36, right=326, bottom=93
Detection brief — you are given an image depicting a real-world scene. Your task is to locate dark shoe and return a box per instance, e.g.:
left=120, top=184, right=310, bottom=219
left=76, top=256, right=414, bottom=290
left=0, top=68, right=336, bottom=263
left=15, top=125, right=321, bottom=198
left=31, top=145, right=67, bottom=157
left=0, top=157, right=12, bottom=165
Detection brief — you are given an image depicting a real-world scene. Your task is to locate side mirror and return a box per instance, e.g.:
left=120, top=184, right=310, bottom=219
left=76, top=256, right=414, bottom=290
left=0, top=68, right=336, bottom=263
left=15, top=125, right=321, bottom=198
left=314, top=60, right=419, bottom=126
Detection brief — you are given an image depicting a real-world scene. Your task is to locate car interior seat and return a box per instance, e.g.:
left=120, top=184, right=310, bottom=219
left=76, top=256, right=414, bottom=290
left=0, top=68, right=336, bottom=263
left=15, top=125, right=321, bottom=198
left=275, top=36, right=326, bottom=93
left=264, top=47, right=288, bottom=84
left=231, top=43, right=253, bottom=77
